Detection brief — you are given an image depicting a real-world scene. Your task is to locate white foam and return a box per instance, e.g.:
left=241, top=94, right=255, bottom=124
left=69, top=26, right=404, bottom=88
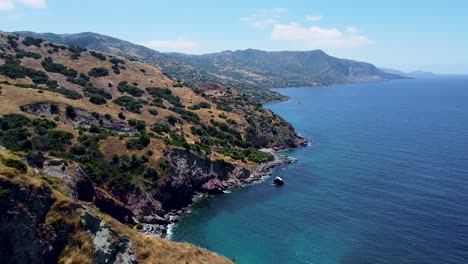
left=166, top=223, right=175, bottom=240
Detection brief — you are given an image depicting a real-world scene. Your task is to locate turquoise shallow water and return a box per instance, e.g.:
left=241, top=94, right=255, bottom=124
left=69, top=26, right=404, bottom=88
left=172, top=77, right=468, bottom=264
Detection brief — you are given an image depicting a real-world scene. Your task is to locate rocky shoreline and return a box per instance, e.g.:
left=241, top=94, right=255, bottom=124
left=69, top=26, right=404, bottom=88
left=142, top=148, right=299, bottom=239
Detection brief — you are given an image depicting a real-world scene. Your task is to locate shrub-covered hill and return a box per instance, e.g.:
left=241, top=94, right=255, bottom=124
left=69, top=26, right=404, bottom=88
left=0, top=33, right=305, bottom=262
left=13, top=31, right=407, bottom=103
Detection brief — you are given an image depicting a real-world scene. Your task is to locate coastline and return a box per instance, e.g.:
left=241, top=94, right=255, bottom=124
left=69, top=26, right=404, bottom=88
left=142, top=96, right=307, bottom=239
left=142, top=147, right=301, bottom=239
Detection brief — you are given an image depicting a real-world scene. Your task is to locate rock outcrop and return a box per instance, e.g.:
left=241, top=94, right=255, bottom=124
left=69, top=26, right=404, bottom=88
left=156, top=149, right=250, bottom=210
left=0, top=178, right=71, bottom=264
left=21, top=102, right=137, bottom=134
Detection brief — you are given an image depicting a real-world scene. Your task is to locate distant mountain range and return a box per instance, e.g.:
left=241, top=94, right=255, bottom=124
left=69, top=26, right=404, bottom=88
left=14, top=31, right=406, bottom=101
left=380, top=68, right=436, bottom=78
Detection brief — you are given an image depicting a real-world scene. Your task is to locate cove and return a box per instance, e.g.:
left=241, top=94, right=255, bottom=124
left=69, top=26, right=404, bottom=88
left=172, top=77, right=468, bottom=264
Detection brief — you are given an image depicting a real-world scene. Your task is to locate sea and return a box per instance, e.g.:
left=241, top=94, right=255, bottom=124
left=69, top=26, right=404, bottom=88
left=172, top=76, right=468, bottom=264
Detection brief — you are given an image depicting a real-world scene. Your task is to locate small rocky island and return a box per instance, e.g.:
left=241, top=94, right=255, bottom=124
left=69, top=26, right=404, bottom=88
left=273, top=177, right=285, bottom=185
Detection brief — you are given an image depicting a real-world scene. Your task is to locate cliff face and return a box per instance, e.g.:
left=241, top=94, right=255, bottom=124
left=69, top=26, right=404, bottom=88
left=157, top=149, right=250, bottom=209
left=0, top=149, right=233, bottom=264
left=0, top=178, right=66, bottom=264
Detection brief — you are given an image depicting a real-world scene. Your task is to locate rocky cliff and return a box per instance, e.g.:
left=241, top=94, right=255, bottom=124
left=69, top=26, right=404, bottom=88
left=0, top=149, right=232, bottom=264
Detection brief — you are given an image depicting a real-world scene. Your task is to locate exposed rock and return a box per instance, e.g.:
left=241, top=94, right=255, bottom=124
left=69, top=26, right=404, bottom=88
left=75, top=173, right=95, bottom=202
left=94, top=189, right=135, bottom=225
left=157, top=149, right=250, bottom=210
left=21, top=102, right=137, bottom=134
left=201, top=178, right=226, bottom=194
left=139, top=214, right=170, bottom=225
left=40, top=157, right=165, bottom=227
left=0, top=179, right=69, bottom=264
left=109, top=187, right=165, bottom=220
left=82, top=212, right=138, bottom=264
left=273, top=177, right=285, bottom=185
left=43, top=158, right=71, bottom=179
left=20, top=102, right=53, bottom=118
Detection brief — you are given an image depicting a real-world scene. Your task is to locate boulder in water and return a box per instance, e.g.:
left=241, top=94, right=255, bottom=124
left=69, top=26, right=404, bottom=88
left=273, top=177, right=284, bottom=185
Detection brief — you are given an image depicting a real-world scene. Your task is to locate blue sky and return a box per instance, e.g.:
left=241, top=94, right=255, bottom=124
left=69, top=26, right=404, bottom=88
left=0, top=0, right=467, bottom=74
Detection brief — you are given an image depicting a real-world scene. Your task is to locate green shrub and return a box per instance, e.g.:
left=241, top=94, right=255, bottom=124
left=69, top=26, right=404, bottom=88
left=68, top=46, right=86, bottom=59
left=88, top=67, right=109, bottom=77
left=118, top=112, right=126, bottom=120
left=189, top=101, right=211, bottom=110
left=118, top=81, right=144, bottom=97
left=22, top=36, right=43, bottom=47
left=166, top=115, right=178, bottom=126
left=1, top=158, right=28, bottom=173
left=41, top=57, right=77, bottom=78
left=89, top=124, right=101, bottom=133
left=65, top=105, right=77, bottom=119
left=26, top=151, right=45, bottom=168
left=110, top=57, right=125, bottom=74
left=83, top=85, right=112, bottom=100
left=0, top=57, right=49, bottom=83
left=128, top=119, right=146, bottom=131
left=31, top=130, right=74, bottom=151
left=56, top=87, right=82, bottom=100
left=113, top=96, right=145, bottom=114
left=89, top=51, right=106, bottom=61
left=126, top=133, right=150, bottom=150
left=50, top=103, right=59, bottom=114
left=143, top=167, right=158, bottom=179
left=227, top=118, right=237, bottom=125
left=169, top=107, right=200, bottom=124
left=145, top=87, right=183, bottom=107
left=89, top=95, right=107, bottom=105
left=15, top=50, right=42, bottom=59
left=0, top=113, right=31, bottom=129
left=158, top=157, right=170, bottom=170
left=67, top=73, right=90, bottom=87
left=152, top=122, right=170, bottom=134
left=149, top=109, right=158, bottom=116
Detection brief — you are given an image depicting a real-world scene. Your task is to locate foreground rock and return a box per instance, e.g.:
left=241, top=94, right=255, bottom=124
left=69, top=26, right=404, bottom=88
left=273, top=177, right=285, bottom=185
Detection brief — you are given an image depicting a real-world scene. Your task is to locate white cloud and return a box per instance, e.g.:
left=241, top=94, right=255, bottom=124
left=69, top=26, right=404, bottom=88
left=240, top=7, right=287, bottom=29
left=306, top=15, right=323, bottom=21
left=0, top=0, right=46, bottom=10
left=271, top=22, right=374, bottom=48
left=0, top=0, right=15, bottom=10
left=139, top=38, right=198, bottom=51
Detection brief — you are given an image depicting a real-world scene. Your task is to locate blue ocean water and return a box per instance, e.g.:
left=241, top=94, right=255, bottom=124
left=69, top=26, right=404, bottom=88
left=172, top=77, right=468, bottom=264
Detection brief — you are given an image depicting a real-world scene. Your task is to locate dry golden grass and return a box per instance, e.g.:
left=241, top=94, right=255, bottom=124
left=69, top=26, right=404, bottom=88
left=102, top=215, right=233, bottom=264
left=99, top=136, right=166, bottom=167
left=58, top=231, right=95, bottom=264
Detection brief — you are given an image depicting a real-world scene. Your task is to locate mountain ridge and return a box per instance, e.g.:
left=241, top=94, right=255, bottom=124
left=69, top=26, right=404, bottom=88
left=13, top=31, right=406, bottom=102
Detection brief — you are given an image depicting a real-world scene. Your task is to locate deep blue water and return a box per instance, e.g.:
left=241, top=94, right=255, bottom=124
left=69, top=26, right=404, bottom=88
left=172, top=77, right=468, bottom=264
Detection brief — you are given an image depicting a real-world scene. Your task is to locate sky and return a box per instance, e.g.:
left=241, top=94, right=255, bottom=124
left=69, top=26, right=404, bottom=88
left=0, top=0, right=467, bottom=74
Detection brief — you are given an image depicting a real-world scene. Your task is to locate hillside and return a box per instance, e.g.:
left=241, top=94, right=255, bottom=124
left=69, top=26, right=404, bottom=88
left=170, top=49, right=404, bottom=88
left=0, top=32, right=304, bottom=263
left=14, top=31, right=405, bottom=102
left=13, top=31, right=285, bottom=102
